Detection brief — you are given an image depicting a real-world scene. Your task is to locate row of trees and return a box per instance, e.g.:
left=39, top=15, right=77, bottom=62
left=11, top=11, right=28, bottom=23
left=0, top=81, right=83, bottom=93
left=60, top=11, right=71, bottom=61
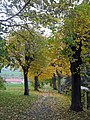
left=0, top=0, right=90, bottom=112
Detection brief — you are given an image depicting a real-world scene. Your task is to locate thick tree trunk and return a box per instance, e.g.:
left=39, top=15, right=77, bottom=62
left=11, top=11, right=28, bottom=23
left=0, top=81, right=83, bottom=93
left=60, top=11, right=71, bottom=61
left=34, top=76, right=39, bottom=91
left=23, top=68, right=29, bottom=95
left=70, top=62, right=82, bottom=111
left=52, top=73, right=57, bottom=90
left=70, top=41, right=83, bottom=112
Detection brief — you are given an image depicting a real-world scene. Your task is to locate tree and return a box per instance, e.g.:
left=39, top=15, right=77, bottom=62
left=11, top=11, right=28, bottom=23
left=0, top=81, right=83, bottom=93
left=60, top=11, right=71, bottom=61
left=62, top=3, right=90, bottom=111
left=47, top=33, right=71, bottom=93
left=0, top=23, right=9, bottom=72
left=0, top=0, right=82, bottom=36
left=28, top=49, right=48, bottom=91
left=52, top=73, right=57, bottom=90
left=38, top=65, right=54, bottom=86
left=56, top=69, right=62, bottom=93
left=0, top=76, right=6, bottom=90
left=0, top=36, right=8, bottom=72
left=6, top=27, right=44, bottom=95
left=0, top=36, right=4, bottom=72
left=0, top=0, right=31, bottom=26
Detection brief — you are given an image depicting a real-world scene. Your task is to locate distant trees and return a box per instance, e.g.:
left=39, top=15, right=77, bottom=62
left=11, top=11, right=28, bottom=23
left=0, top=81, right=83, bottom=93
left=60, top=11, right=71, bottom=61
left=28, top=49, right=48, bottom=91
left=46, top=34, right=71, bottom=93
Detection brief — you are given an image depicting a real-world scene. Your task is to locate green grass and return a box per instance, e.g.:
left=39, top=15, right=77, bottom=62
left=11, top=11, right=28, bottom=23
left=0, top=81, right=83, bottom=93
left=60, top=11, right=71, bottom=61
left=0, top=84, right=39, bottom=120
left=0, top=83, right=90, bottom=120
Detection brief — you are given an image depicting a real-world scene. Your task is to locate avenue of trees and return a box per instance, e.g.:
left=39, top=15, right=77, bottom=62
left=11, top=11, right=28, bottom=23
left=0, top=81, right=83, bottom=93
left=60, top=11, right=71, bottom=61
left=0, top=0, right=90, bottom=112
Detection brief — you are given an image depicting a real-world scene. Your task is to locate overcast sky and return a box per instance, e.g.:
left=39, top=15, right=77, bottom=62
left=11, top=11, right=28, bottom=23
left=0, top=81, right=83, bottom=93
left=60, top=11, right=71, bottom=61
left=0, top=0, right=85, bottom=37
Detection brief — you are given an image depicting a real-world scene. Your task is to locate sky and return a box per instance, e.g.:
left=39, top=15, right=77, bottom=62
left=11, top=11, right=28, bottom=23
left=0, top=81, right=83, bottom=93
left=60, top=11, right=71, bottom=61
left=0, top=0, right=85, bottom=37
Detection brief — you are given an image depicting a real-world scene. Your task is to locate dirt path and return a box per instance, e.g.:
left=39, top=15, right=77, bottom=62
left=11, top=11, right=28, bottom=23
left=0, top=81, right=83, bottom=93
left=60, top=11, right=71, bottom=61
left=18, top=92, right=70, bottom=120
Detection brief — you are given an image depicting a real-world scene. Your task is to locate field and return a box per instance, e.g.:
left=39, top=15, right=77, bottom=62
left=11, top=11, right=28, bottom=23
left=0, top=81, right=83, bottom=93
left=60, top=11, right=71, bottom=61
left=0, top=68, right=23, bottom=79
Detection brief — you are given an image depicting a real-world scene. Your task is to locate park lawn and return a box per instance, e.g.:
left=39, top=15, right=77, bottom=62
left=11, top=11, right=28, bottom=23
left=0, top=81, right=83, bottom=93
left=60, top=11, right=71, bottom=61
left=0, top=84, right=39, bottom=120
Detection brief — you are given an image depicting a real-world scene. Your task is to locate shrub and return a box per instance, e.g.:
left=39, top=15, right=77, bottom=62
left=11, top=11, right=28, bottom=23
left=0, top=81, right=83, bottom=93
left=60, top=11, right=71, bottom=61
left=0, top=76, right=6, bottom=90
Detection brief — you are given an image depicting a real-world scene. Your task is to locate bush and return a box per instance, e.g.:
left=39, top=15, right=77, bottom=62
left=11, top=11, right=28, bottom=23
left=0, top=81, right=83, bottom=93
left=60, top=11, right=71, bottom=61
left=0, top=76, right=6, bottom=90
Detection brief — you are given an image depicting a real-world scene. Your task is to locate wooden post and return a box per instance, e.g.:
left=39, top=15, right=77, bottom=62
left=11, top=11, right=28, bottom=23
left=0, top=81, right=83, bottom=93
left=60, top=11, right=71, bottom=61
left=85, top=92, right=88, bottom=109
left=87, top=92, right=89, bottom=109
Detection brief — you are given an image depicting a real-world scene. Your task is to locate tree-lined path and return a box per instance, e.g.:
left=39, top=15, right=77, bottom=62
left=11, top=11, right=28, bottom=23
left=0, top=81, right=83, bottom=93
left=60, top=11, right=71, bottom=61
left=0, top=1, right=90, bottom=119
left=0, top=85, right=90, bottom=120
left=14, top=92, right=90, bottom=120
left=24, top=94, right=70, bottom=120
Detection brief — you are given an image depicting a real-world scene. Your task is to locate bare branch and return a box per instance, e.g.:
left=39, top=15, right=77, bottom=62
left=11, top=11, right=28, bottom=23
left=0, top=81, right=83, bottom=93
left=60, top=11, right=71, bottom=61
left=0, top=0, right=31, bottom=22
left=1, top=22, right=31, bottom=27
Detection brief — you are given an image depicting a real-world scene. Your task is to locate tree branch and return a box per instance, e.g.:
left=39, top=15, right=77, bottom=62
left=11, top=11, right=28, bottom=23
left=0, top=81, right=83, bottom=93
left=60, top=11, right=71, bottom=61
left=0, top=0, right=31, bottom=22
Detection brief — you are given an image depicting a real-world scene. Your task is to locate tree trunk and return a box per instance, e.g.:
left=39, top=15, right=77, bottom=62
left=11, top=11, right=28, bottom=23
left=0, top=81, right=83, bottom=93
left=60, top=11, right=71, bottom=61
left=50, top=80, right=52, bottom=87
left=56, top=70, right=61, bottom=93
left=23, top=68, right=29, bottom=95
left=58, top=75, right=61, bottom=93
left=70, top=41, right=83, bottom=112
left=70, top=62, right=82, bottom=111
left=52, top=73, right=57, bottom=90
left=41, top=82, right=44, bottom=87
left=34, top=76, right=39, bottom=91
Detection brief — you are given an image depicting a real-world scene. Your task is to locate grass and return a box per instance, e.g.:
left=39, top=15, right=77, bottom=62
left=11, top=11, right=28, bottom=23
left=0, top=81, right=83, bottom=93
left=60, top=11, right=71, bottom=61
left=0, top=83, right=90, bottom=120
left=0, top=84, right=39, bottom=120
left=54, top=94, right=90, bottom=120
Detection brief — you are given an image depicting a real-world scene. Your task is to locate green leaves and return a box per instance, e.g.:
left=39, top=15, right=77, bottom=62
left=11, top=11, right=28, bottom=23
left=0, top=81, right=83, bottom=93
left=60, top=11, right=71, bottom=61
left=6, top=28, right=43, bottom=68
left=0, top=76, right=6, bottom=90
left=63, top=3, right=90, bottom=58
left=0, top=37, right=6, bottom=71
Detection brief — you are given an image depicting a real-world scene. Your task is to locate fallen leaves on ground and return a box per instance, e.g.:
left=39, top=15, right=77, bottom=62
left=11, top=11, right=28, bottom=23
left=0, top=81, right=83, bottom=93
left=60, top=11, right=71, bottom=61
left=0, top=90, right=90, bottom=120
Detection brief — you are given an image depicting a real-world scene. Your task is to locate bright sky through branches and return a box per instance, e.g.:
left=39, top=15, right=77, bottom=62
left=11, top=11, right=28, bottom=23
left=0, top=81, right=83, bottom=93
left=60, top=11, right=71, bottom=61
left=0, top=0, right=85, bottom=37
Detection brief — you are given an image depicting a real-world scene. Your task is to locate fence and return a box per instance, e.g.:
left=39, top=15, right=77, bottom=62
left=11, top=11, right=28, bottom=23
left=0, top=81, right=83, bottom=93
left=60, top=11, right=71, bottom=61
left=81, top=87, right=90, bottom=109
left=87, top=92, right=90, bottom=109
